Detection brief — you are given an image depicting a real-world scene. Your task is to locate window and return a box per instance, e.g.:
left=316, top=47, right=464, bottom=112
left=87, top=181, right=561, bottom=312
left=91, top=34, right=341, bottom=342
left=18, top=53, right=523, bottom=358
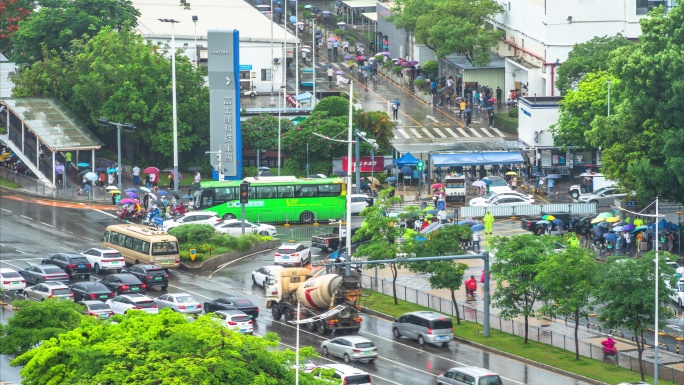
left=256, top=186, right=276, bottom=199
left=214, top=187, right=236, bottom=202
left=295, top=185, right=318, bottom=197
left=102, top=232, right=110, bottom=243
left=278, top=186, right=294, bottom=198
left=319, top=184, right=342, bottom=196
left=124, top=236, right=134, bottom=249
left=261, top=68, right=272, bottom=81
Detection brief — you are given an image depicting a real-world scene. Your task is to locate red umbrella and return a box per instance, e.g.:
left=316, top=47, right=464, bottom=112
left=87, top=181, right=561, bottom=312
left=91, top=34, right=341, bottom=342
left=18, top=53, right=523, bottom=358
left=488, top=98, right=498, bottom=102
left=143, top=166, right=159, bottom=174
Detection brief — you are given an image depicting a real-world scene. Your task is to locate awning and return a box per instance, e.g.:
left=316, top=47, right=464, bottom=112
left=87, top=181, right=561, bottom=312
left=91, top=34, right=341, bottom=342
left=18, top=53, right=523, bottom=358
left=431, top=152, right=524, bottom=167
left=361, top=12, right=377, bottom=21
left=394, top=152, right=419, bottom=166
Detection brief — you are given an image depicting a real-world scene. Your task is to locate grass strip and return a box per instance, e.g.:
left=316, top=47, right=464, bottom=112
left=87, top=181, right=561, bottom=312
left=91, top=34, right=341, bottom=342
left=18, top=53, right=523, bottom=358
left=0, top=178, right=21, bottom=188
left=363, top=291, right=673, bottom=385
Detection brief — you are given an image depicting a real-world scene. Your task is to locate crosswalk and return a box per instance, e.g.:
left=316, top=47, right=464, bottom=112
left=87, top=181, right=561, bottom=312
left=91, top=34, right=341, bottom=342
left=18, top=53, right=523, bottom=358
left=395, top=125, right=507, bottom=140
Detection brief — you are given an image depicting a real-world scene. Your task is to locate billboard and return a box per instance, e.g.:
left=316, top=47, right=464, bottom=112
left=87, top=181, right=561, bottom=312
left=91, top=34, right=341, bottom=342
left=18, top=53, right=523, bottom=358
left=208, top=30, right=242, bottom=180
left=341, top=156, right=385, bottom=172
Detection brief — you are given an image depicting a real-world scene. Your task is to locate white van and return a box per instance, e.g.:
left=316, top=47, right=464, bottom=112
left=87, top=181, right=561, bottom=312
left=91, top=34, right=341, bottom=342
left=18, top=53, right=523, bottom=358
left=392, top=311, right=453, bottom=346
left=436, top=366, right=503, bottom=385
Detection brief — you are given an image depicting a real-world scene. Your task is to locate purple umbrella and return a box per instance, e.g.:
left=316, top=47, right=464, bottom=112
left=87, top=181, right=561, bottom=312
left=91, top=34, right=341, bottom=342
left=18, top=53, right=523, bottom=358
left=380, top=52, right=391, bottom=56
left=344, top=54, right=355, bottom=60
left=335, top=70, right=346, bottom=75
left=409, top=60, right=419, bottom=65
left=401, top=62, right=413, bottom=67
left=126, top=191, right=138, bottom=199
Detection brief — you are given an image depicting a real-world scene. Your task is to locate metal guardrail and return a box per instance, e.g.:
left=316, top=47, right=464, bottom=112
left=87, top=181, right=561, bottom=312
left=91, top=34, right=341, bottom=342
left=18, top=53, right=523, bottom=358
left=458, top=203, right=598, bottom=218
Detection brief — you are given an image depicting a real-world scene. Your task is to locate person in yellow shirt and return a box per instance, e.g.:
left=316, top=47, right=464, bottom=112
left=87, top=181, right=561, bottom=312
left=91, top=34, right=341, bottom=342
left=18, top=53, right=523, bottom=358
left=483, top=211, right=494, bottom=235
left=459, top=99, right=467, bottom=117
left=633, top=217, right=644, bottom=227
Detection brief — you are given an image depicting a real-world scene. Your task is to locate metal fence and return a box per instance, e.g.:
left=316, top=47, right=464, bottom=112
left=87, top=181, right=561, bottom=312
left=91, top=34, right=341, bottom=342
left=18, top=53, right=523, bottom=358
left=359, top=274, right=684, bottom=384
left=458, top=203, right=598, bottom=219
left=274, top=225, right=338, bottom=243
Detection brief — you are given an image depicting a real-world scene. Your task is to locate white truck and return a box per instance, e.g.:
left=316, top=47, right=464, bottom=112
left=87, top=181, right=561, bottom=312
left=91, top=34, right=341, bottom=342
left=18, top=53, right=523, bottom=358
left=569, top=173, right=616, bottom=199
left=443, top=174, right=466, bottom=203
left=265, top=268, right=363, bottom=335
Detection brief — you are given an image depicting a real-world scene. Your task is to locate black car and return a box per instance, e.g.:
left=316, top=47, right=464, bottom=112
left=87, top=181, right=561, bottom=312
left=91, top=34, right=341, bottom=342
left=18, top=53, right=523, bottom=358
left=100, top=273, right=146, bottom=295
left=42, top=253, right=92, bottom=279
left=122, top=264, right=169, bottom=290
left=204, top=296, right=260, bottom=319
left=19, top=265, right=70, bottom=285
left=70, top=281, right=115, bottom=302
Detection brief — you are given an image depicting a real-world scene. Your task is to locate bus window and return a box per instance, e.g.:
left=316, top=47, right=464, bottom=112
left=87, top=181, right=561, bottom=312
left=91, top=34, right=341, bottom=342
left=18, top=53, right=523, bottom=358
left=110, top=232, right=120, bottom=246
left=295, top=185, right=318, bottom=197
left=318, top=184, right=342, bottom=196
left=278, top=186, right=294, bottom=198
left=102, top=231, right=110, bottom=243
left=141, top=241, right=150, bottom=254
left=124, top=236, right=134, bottom=249
left=257, top=186, right=276, bottom=199
left=132, top=239, right=143, bottom=252
left=152, top=241, right=179, bottom=255
left=214, top=187, right=234, bottom=202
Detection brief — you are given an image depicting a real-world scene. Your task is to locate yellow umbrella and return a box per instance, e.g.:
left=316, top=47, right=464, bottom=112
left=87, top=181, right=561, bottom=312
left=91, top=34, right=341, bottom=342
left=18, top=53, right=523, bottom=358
left=108, top=190, right=121, bottom=194
left=591, top=217, right=605, bottom=224
left=505, top=171, right=518, bottom=176
left=541, top=214, right=555, bottom=221
left=605, top=216, right=620, bottom=223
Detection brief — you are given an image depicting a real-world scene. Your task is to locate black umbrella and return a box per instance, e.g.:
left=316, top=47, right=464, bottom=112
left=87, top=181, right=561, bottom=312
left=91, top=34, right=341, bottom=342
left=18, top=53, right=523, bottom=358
left=333, top=170, right=348, bottom=177
left=188, top=166, right=202, bottom=172
left=260, top=171, right=273, bottom=176
left=384, top=164, right=395, bottom=171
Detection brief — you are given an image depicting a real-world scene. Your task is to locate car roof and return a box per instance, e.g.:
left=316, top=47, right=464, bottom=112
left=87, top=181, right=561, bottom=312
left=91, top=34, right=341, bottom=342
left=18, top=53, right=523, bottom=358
left=184, top=211, right=218, bottom=217
left=74, top=281, right=107, bottom=287
left=256, top=265, right=283, bottom=271
left=40, top=282, right=69, bottom=288
left=0, top=268, right=18, bottom=273
left=119, top=294, right=151, bottom=300
left=53, top=253, right=86, bottom=258
left=280, top=242, right=303, bottom=248
left=333, top=335, right=373, bottom=343
left=216, top=309, right=248, bottom=316
left=448, top=366, right=499, bottom=377
left=484, top=176, right=504, bottom=181
left=134, top=264, right=162, bottom=269
left=402, top=311, right=450, bottom=320
left=85, top=247, right=120, bottom=253
left=78, top=300, right=109, bottom=305
left=320, top=364, right=369, bottom=375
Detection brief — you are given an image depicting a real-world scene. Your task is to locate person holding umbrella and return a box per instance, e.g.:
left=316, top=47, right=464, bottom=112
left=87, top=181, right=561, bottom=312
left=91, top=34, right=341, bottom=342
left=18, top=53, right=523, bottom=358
left=392, top=100, right=399, bottom=121
left=487, top=107, right=495, bottom=128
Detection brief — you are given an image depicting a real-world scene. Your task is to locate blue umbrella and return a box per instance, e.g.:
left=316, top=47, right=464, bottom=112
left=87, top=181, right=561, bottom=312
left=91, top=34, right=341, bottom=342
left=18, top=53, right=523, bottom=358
left=532, top=172, right=544, bottom=177
left=425, top=210, right=438, bottom=215
left=457, top=219, right=477, bottom=226
left=274, top=7, right=282, bottom=12
left=401, top=166, right=412, bottom=175
left=552, top=218, right=563, bottom=226
left=333, top=170, right=347, bottom=177
left=547, top=174, right=562, bottom=179
left=390, top=99, right=401, bottom=106
left=361, top=65, right=372, bottom=70
left=289, top=16, right=298, bottom=23
left=605, top=233, right=619, bottom=242
left=94, top=167, right=107, bottom=172
left=125, top=187, right=138, bottom=193
left=386, top=177, right=397, bottom=182
left=107, top=167, right=118, bottom=173
left=84, top=171, right=98, bottom=181
left=157, top=190, right=169, bottom=196
left=484, top=106, right=494, bottom=111
left=483, top=179, right=492, bottom=185
left=77, top=162, right=90, bottom=167
left=471, top=224, right=485, bottom=231
left=463, top=108, right=472, bottom=113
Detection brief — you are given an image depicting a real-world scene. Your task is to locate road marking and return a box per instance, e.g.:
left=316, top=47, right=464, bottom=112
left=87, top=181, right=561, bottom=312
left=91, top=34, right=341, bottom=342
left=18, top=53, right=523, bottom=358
left=1, top=208, right=11, bottom=213
left=432, top=127, right=448, bottom=138
left=457, top=127, right=470, bottom=137
left=166, top=283, right=213, bottom=300
left=40, top=222, right=54, bottom=227
left=480, top=127, right=495, bottom=138
left=426, top=115, right=439, bottom=123
left=94, top=209, right=118, bottom=219
left=1, top=258, right=42, bottom=262
left=20, top=215, right=32, bottom=220
left=491, top=127, right=506, bottom=137
left=444, top=127, right=459, bottom=137
left=396, top=128, right=411, bottom=139
left=468, top=128, right=483, bottom=138
left=421, top=128, right=435, bottom=139
left=409, top=128, right=423, bottom=139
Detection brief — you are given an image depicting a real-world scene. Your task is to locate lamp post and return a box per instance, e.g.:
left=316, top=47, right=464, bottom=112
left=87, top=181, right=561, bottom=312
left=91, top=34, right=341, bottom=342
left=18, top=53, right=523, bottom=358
left=192, top=15, right=198, bottom=66
left=159, top=18, right=180, bottom=194
left=295, top=0, right=299, bottom=96
left=97, top=119, right=135, bottom=192
left=346, top=82, right=353, bottom=277
left=353, top=130, right=378, bottom=194
left=606, top=80, right=612, bottom=117
left=270, top=0, right=276, bottom=106
left=278, top=85, right=286, bottom=176
left=677, top=211, right=683, bottom=255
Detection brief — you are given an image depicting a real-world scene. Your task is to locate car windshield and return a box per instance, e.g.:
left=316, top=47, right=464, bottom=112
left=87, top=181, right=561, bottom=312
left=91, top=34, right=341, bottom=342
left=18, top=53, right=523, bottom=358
left=593, top=187, right=610, bottom=195
left=136, top=300, right=156, bottom=308
left=119, top=276, right=140, bottom=284
left=53, top=288, right=71, bottom=295
left=430, top=319, right=453, bottom=329
left=1, top=271, right=21, bottom=278
left=86, top=302, right=110, bottom=310
left=485, top=178, right=507, bottom=187
left=70, top=257, right=89, bottom=264
left=479, top=375, right=503, bottom=385
left=346, top=375, right=372, bottom=385
left=104, top=252, right=124, bottom=259
left=43, top=266, right=63, bottom=274
left=176, top=296, right=195, bottom=303
left=232, top=315, right=251, bottom=323
left=277, top=248, right=296, bottom=254
left=235, top=299, right=253, bottom=306
left=355, top=342, right=375, bottom=348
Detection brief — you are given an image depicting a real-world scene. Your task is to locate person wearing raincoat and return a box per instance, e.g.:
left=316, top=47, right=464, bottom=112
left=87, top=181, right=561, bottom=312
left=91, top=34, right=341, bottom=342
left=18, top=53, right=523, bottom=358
left=483, top=211, right=494, bottom=235
left=569, top=233, right=580, bottom=247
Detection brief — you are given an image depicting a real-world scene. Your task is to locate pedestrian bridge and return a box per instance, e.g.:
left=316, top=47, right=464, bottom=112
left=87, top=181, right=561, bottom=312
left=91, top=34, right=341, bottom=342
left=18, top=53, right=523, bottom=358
left=0, top=98, right=103, bottom=188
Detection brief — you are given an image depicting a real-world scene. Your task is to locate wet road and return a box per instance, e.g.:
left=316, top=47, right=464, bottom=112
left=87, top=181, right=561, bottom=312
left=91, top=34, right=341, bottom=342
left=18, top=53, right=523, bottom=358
left=0, top=190, right=589, bottom=384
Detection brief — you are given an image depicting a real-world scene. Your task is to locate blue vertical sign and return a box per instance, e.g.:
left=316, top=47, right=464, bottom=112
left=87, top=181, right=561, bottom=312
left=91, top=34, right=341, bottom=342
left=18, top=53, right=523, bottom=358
left=208, top=30, right=242, bottom=180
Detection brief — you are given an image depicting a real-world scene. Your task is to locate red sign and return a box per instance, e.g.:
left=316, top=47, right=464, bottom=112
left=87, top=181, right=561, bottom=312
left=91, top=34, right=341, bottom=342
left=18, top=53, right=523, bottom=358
left=341, top=157, right=385, bottom=172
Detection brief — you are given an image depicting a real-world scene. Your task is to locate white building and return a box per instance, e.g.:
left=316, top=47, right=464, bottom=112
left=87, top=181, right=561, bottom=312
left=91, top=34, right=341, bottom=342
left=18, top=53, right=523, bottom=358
left=491, top=0, right=676, bottom=97
left=0, top=53, right=17, bottom=98
left=133, top=0, right=298, bottom=95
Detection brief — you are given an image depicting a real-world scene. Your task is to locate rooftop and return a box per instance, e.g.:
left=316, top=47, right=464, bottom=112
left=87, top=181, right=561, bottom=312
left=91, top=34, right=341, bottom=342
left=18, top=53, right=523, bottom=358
left=443, top=53, right=505, bottom=70
left=133, top=0, right=297, bottom=43
left=519, top=96, right=563, bottom=107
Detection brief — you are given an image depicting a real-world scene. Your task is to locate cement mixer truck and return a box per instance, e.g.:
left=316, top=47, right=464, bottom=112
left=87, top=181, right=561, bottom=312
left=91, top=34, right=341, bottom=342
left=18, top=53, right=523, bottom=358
left=265, top=267, right=363, bottom=335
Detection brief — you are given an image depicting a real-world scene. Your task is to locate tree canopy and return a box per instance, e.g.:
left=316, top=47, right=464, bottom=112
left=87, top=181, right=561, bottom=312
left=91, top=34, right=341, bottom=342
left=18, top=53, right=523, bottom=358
left=9, top=0, right=140, bottom=65
left=10, top=305, right=331, bottom=385
left=0, top=0, right=33, bottom=57
left=390, top=0, right=503, bottom=64
left=555, top=35, right=633, bottom=95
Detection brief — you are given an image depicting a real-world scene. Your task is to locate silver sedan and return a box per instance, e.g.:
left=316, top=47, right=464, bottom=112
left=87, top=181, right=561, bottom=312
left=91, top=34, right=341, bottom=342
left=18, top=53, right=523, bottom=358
left=320, top=335, right=378, bottom=364
left=154, top=293, right=203, bottom=314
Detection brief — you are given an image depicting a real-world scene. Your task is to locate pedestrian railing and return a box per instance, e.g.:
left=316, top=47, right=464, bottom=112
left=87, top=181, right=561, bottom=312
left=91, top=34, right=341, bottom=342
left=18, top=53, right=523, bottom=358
left=359, top=273, right=684, bottom=383
left=458, top=203, right=598, bottom=219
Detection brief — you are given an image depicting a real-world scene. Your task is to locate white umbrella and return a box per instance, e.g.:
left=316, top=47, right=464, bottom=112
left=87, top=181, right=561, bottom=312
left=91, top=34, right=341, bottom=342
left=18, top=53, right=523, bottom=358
left=140, top=186, right=152, bottom=193
left=105, top=185, right=118, bottom=191
left=337, top=22, right=346, bottom=26
left=84, top=172, right=98, bottom=181
left=148, top=193, right=158, bottom=201
left=301, top=48, right=311, bottom=53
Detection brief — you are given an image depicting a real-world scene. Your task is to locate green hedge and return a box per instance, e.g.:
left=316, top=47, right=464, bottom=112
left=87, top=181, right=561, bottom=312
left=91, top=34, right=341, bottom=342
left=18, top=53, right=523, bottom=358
left=494, top=113, right=518, bottom=134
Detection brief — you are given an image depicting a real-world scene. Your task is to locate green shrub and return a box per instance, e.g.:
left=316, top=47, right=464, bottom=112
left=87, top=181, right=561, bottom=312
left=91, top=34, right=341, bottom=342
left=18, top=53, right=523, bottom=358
left=494, top=113, right=518, bottom=133
left=392, top=65, right=403, bottom=74
left=414, top=79, right=426, bottom=89
left=347, top=37, right=356, bottom=45
left=382, top=61, right=393, bottom=69
left=210, top=233, right=239, bottom=248
left=179, top=250, right=204, bottom=262
left=508, top=108, right=519, bottom=118
left=374, top=54, right=384, bottom=62
left=312, top=96, right=349, bottom=117
left=334, top=28, right=344, bottom=37
left=168, top=224, right=216, bottom=243
left=422, top=60, right=438, bottom=73
left=303, top=11, right=312, bottom=19
left=236, top=236, right=255, bottom=252
left=242, top=166, right=258, bottom=178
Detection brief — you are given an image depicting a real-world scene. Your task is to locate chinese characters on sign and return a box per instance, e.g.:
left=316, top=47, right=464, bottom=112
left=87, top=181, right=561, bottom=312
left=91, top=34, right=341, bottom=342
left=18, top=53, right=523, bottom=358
left=224, top=96, right=233, bottom=163
left=341, top=157, right=385, bottom=172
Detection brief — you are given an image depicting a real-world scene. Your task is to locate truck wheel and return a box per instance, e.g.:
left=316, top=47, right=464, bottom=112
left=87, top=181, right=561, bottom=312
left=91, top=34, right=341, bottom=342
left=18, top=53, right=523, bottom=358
left=571, top=192, right=579, bottom=199
left=306, top=322, right=317, bottom=332
left=271, top=306, right=282, bottom=321
left=300, top=211, right=315, bottom=224
left=317, top=321, right=328, bottom=336
left=283, top=306, right=294, bottom=321
left=352, top=327, right=360, bottom=334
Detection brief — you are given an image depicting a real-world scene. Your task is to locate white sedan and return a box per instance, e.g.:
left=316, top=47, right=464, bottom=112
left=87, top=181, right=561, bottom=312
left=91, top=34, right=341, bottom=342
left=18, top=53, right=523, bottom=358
left=251, top=265, right=283, bottom=287
left=468, top=192, right=534, bottom=206
left=214, top=219, right=277, bottom=237
left=162, top=212, right=222, bottom=231
left=155, top=293, right=203, bottom=314
left=106, top=294, right=159, bottom=314
left=350, top=194, right=371, bottom=214
left=469, top=195, right=534, bottom=207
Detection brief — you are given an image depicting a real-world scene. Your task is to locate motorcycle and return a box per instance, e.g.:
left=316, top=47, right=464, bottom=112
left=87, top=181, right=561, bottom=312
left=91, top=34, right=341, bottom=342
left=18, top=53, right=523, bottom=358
left=118, top=208, right=143, bottom=222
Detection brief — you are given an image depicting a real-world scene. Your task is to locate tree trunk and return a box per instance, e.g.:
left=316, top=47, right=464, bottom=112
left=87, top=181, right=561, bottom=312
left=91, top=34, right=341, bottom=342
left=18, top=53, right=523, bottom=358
left=450, top=289, right=461, bottom=325
left=574, top=309, right=580, bottom=360
left=637, top=330, right=645, bottom=381
left=523, top=314, right=529, bottom=343
left=390, top=263, right=398, bottom=305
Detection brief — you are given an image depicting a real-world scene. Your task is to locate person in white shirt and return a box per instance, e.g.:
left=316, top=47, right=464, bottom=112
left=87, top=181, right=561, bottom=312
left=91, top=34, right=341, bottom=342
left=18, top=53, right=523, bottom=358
left=132, top=165, right=140, bottom=186
left=472, top=232, right=481, bottom=251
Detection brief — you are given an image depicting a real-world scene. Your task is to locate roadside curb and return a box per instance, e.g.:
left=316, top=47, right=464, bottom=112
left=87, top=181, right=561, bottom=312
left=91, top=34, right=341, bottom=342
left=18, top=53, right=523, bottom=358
left=361, top=306, right=608, bottom=385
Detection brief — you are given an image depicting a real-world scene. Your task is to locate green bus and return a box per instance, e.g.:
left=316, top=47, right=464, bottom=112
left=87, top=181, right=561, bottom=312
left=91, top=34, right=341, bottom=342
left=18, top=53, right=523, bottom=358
left=193, top=176, right=347, bottom=224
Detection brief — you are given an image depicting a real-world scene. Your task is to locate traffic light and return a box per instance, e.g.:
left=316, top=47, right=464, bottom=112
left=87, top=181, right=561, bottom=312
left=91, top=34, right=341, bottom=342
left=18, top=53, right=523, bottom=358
left=417, top=161, right=424, bottom=171
left=239, top=182, right=250, bottom=204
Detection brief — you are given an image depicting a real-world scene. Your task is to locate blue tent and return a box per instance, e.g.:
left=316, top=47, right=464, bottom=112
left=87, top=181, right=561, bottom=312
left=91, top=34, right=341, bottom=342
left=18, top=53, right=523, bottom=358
left=394, top=152, right=420, bottom=167
left=430, top=152, right=525, bottom=167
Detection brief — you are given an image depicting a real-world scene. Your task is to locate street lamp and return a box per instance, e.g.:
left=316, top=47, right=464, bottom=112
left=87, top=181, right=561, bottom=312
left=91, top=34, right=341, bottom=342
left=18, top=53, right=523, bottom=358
left=97, top=118, right=135, bottom=192
left=159, top=18, right=180, bottom=194
left=677, top=211, right=683, bottom=255
left=270, top=0, right=276, bottom=106
left=354, top=130, right=378, bottom=194
left=606, top=80, right=611, bottom=117
left=192, top=15, right=198, bottom=67
left=278, top=85, right=286, bottom=176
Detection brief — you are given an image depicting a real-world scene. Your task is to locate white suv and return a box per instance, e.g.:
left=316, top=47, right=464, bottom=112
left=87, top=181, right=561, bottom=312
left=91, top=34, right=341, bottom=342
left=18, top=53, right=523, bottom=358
left=106, top=294, right=159, bottom=314
left=0, top=268, right=26, bottom=291
left=274, top=243, right=311, bottom=266
left=317, top=364, right=371, bottom=385
left=82, top=248, right=126, bottom=274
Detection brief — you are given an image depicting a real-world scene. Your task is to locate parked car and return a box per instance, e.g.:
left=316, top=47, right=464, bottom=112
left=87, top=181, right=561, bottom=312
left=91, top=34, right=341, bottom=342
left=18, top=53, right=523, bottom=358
left=213, top=310, right=254, bottom=334
left=19, top=264, right=70, bottom=285
left=100, top=273, right=146, bottom=295
left=468, top=194, right=533, bottom=207
left=350, top=194, right=371, bottom=214
left=0, top=268, right=26, bottom=291
left=204, top=296, right=259, bottom=319
left=122, top=264, right=169, bottom=290
left=436, top=366, right=503, bottom=385
left=155, top=293, right=202, bottom=314
left=274, top=242, right=311, bottom=266
left=70, top=281, right=114, bottom=302
left=468, top=191, right=534, bottom=206
left=482, top=176, right=513, bottom=194
left=315, top=364, right=372, bottom=385
left=162, top=212, right=221, bottom=231
left=42, top=253, right=92, bottom=279
left=23, top=282, right=73, bottom=301
left=81, top=247, right=126, bottom=274
left=321, top=335, right=378, bottom=364
left=577, top=187, right=628, bottom=206
left=106, top=294, right=159, bottom=314
left=77, top=300, right=114, bottom=319
left=251, top=265, right=283, bottom=287
left=392, top=311, right=453, bottom=347
left=214, top=219, right=277, bottom=236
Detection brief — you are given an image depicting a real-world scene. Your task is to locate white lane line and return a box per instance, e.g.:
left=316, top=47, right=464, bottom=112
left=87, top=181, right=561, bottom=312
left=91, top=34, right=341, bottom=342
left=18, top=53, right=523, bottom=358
left=421, top=128, right=435, bottom=139
left=0, top=261, right=24, bottom=269
left=409, top=128, right=423, bottom=139
left=468, top=128, right=483, bottom=138
left=94, top=209, right=117, bottom=219
left=432, top=127, right=448, bottom=138
left=20, top=215, right=32, bottom=220
left=1, top=258, right=42, bottom=262
left=41, top=222, right=54, bottom=227
left=1, top=208, right=11, bottom=213
left=396, top=128, right=411, bottom=139
left=444, top=127, right=459, bottom=138
left=491, top=127, right=506, bottom=137
left=480, top=127, right=495, bottom=138
left=456, top=127, right=470, bottom=137
left=166, top=283, right=213, bottom=301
